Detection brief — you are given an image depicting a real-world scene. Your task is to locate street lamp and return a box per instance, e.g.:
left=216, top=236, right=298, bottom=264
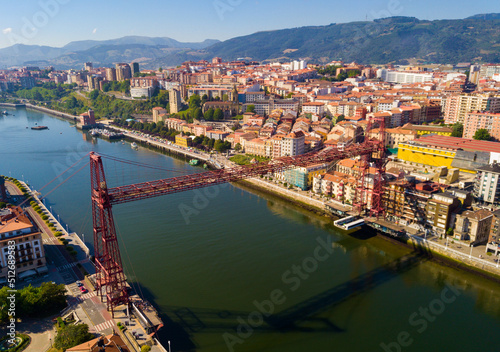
left=469, top=245, right=473, bottom=259
left=168, top=340, right=171, bottom=352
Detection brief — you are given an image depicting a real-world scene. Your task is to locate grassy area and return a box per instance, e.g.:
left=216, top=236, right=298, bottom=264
left=229, top=154, right=270, bottom=165
left=47, top=348, right=63, bottom=352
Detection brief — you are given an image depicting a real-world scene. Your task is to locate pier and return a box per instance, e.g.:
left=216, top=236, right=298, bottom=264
left=333, top=216, right=365, bottom=230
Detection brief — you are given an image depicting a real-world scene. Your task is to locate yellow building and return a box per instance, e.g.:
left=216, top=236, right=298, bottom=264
left=401, top=124, right=453, bottom=137
left=175, top=134, right=192, bottom=148
left=398, top=142, right=456, bottom=169
left=300, top=163, right=329, bottom=187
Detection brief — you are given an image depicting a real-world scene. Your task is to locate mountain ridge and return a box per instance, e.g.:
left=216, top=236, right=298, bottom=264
left=1, top=14, right=500, bottom=69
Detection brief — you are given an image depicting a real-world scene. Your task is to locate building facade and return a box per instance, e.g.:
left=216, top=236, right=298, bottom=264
left=474, top=163, right=500, bottom=204
left=0, top=206, right=47, bottom=283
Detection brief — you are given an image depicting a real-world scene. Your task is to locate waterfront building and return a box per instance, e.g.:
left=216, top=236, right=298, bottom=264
left=80, top=109, right=96, bottom=126
left=175, top=134, right=192, bottom=148
left=425, top=192, right=462, bottom=236
left=474, top=163, right=500, bottom=204
left=454, top=209, right=493, bottom=244
left=0, top=206, right=47, bottom=283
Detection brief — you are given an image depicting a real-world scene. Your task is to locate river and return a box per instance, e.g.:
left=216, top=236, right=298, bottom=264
left=1, top=107, right=500, bottom=352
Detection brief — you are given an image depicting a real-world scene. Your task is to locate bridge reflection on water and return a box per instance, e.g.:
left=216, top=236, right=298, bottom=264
left=155, top=244, right=431, bottom=350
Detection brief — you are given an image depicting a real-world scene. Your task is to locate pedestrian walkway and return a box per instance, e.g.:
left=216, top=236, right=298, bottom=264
left=92, top=319, right=115, bottom=332
left=57, top=262, right=78, bottom=271
left=71, top=291, right=97, bottom=304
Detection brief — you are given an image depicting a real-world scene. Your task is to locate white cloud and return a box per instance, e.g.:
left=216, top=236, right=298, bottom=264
left=92, top=28, right=97, bottom=34
left=2, top=28, right=12, bottom=34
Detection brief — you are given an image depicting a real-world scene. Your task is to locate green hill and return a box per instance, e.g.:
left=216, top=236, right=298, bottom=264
left=205, top=16, right=500, bottom=64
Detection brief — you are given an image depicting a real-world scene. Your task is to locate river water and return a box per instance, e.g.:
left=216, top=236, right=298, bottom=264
left=2, top=107, right=500, bottom=352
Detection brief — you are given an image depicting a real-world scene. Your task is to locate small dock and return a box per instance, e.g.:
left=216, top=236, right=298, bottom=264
left=333, top=216, right=365, bottom=230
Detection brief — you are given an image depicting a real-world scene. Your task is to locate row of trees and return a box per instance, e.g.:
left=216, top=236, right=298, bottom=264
left=0, top=282, right=67, bottom=323
left=101, top=80, right=130, bottom=94
left=192, top=135, right=231, bottom=153
left=113, top=118, right=181, bottom=140
left=112, top=118, right=232, bottom=152
left=317, top=65, right=361, bottom=81
left=54, top=321, right=93, bottom=351
left=15, top=83, right=77, bottom=102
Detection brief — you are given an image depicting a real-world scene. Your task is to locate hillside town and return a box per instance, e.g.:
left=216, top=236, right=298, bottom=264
left=3, top=59, right=500, bottom=253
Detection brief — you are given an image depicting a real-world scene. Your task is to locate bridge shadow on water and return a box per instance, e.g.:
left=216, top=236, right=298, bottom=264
left=134, top=245, right=432, bottom=351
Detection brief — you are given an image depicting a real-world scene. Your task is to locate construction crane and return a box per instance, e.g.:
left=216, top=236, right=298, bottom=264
left=90, top=126, right=385, bottom=316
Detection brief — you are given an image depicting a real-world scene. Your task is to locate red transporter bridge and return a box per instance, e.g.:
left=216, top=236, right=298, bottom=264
left=90, top=124, right=386, bottom=316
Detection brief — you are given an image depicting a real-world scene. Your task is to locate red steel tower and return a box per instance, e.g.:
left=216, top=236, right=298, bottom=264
left=370, top=115, right=386, bottom=218
left=90, top=152, right=129, bottom=316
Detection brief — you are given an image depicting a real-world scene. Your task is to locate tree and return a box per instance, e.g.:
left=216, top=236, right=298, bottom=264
left=222, top=94, right=229, bottom=102
left=204, top=108, right=214, bottom=121
left=54, top=323, right=94, bottom=351
left=246, top=105, right=255, bottom=113
left=141, top=346, right=152, bottom=352
left=234, top=143, right=242, bottom=152
left=189, top=94, right=201, bottom=109
left=88, top=89, right=100, bottom=100
left=335, top=115, right=345, bottom=124
left=473, top=128, right=491, bottom=141
left=451, top=123, right=463, bottom=137
left=213, top=108, right=224, bottom=121
left=193, top=107, right=203, bottom=120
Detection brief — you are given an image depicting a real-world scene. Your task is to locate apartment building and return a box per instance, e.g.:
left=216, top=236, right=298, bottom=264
left=0, top=206, right=47, bottom=282
left=474, top=163, right=500, bottom=204
left=281, top=131, right=305, bottom=157
left=463, top=112, right=500, bottom=140
left=444, top=93, right=500, bottom=124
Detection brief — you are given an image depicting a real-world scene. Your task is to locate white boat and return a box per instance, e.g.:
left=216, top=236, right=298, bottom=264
left=131, top=142, right=138, bottom=149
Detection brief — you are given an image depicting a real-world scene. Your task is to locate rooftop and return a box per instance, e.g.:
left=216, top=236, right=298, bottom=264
left=414, top=135, right=500, bottom=154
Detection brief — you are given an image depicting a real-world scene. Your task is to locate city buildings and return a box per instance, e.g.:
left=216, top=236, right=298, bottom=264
left=463, top=111, right=500, bottom=140
left=79, top=109, right=96, bottom=126
left=281, top=131, right=305, bottom=157
left=169, top=89, right=182, bottom=114
left=0, top=206, right=47, bottom=283
left=474, top=163, right=500, bottom=204
left=444, top=93, right=500, bottom=124
left=454, top=209, right=493, bottom=244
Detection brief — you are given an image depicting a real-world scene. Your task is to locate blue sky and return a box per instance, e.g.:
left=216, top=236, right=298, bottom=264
left=0, top=0, right=498, bottom=49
